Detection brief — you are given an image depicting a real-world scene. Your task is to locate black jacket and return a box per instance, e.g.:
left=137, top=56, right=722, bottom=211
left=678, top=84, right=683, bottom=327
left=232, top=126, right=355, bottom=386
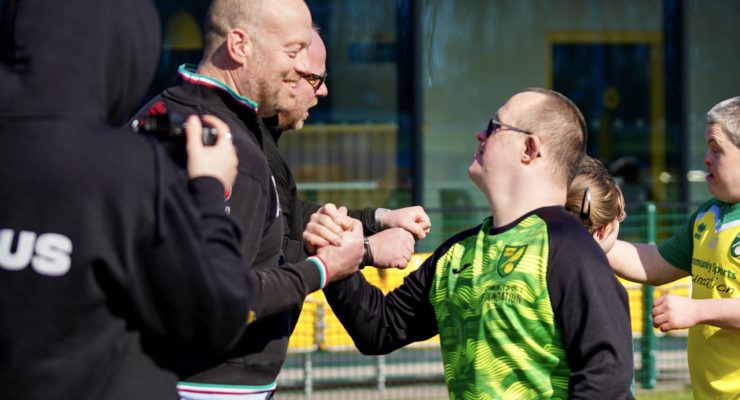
left=0, top=1, right=252, bottom=399
left=134, top=66, right=327, bottom=386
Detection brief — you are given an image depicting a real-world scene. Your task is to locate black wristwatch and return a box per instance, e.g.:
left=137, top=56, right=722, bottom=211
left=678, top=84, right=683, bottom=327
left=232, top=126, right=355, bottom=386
left=362, top=236, right=374, bottom=268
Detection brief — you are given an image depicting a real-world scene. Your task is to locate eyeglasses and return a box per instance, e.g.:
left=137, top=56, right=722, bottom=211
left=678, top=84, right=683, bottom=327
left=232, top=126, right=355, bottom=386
left=579, top=186, right=591, bottom=224
left=485, top=118, right=532, bottom=139
left=301, top=71, right=327, bottom=92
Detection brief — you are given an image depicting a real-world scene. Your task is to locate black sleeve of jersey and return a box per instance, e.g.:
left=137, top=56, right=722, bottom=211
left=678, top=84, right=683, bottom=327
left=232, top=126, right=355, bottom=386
left=323, top=248, right=444, bottom=355
left=248, top=260, right=321, bottom=319
left=132, top=174, right=251, bottom=357
left=348, top=207, right=379, bottom=234
left=545, top=212, right=635, bottom=399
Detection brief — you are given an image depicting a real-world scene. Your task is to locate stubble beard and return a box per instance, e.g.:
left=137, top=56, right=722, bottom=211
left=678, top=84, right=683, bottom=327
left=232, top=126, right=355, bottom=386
left=252, top=51, right=296, bottom=118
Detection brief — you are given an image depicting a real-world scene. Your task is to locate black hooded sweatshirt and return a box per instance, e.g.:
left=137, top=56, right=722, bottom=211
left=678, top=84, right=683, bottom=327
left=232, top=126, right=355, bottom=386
left=0, top=0, right=252, bottom=399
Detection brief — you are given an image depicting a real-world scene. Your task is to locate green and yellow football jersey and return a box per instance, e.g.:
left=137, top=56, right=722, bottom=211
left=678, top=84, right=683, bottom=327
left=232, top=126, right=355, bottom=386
left=659, top=198, right=740, bottom=398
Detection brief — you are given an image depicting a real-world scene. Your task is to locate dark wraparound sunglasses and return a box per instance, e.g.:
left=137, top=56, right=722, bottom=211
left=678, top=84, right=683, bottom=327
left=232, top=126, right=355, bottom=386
left=485, top=118, right=532, bottom=139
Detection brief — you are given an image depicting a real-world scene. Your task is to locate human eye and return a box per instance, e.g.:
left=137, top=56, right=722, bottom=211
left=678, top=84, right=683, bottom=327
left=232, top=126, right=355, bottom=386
left=304, top=75, right=318, bottom=86
left=284, top=45, right=301, bottom=58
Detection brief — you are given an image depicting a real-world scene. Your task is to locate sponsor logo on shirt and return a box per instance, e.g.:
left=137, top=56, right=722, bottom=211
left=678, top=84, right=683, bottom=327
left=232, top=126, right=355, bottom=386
left=483, top=284, right=523, bottom=305
left=692, top=257, right=737, bottom=280
left=497, top=245, right=527, bottom=277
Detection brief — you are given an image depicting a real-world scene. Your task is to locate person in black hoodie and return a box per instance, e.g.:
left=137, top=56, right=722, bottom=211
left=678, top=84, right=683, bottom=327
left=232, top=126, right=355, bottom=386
left=0, top=0, right=254, bottom=399
left=133, top=0, right=365, bottom=398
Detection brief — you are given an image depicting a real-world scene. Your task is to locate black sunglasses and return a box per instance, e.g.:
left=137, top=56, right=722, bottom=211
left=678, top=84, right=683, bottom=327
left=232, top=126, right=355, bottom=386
left=301, top=71, right=327, bottom=92
left=485, top=118, right=532, bottom=139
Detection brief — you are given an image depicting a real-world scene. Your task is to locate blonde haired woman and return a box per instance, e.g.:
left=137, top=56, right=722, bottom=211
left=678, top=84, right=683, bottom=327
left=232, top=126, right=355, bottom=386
left=566, top=155, right=627, bottom=253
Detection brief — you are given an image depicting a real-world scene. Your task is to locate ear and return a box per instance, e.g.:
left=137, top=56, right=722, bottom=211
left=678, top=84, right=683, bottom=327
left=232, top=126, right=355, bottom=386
left=226, top=28, right=251, bottom=64
left=593, top=222, right=613, bottom=241
left=521, top=134, right=542, bottom=164
left=592, top=226, right=605, bottom=241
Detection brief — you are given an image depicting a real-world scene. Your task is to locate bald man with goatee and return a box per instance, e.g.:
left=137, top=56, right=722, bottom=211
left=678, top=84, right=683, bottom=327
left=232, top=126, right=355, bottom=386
left=134, top=1, right=365, bottom=398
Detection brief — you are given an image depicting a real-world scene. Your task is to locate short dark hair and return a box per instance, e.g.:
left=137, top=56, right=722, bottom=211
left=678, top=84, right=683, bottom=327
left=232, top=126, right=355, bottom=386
left=519, top=87, right=587, bottom=184
left=202, top=0, right=262, bottom=60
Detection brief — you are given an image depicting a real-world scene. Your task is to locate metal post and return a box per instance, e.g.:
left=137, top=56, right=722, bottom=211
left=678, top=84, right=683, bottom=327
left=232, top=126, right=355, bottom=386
left=641, top=202, right=657, bottom=388
left=304, top=353, right=313, bottom=397
left=376, top=355, right=386, bottom=391
left=307, top=301, right=325, bottom=396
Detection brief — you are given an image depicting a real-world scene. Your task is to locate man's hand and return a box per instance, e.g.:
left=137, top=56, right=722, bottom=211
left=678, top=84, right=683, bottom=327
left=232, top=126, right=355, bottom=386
left=380, top=206, right=431, bottom=239
left=315, top=218, right=364, bottom=282
left=303, top=203, right=351, bottom=253
left=652, top=294, right=698, bottom=332
left=368, top=228, right=414, bottom=269
left=185, top=114, right=238, bottom=190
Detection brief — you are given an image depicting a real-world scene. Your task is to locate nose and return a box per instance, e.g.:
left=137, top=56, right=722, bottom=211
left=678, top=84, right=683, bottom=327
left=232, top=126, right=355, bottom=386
left=703, top=149, right=711, bottom=166
left=295, top=50, right=311, bottom=75
left=476, top=130, right=487, bottom=142
left=317, top=81, right=328, bottom=97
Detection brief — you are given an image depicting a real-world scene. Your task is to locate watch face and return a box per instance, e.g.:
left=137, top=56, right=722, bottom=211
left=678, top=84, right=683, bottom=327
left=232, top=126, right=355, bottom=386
left=375, top=208, right=390, bottom=231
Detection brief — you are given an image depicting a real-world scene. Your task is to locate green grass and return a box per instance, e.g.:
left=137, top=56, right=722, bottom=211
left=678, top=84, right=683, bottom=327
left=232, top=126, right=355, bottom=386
left=636, top=389, right=693, bottom=400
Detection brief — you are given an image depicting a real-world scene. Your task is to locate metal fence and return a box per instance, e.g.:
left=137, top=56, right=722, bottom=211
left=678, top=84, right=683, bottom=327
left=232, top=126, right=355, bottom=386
left=276, top=202, right=696, bottom=398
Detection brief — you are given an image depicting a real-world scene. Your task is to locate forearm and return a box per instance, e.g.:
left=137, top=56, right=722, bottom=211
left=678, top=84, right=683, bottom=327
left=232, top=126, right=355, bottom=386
left=282, top=236, right=309, bottom=263
left=324, top=269, right=438, bottom=354
left=247, top=260, right=322, bottom=321
left=608, top=240, right=687, bottom=285
left=696, top=298, right=740, bottom=330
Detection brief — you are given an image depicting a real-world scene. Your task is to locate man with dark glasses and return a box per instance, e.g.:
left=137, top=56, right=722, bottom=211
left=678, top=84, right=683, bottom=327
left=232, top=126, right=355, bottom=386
left=310, top=88, right=635, bottom=399
left=262, top=28, right=429, bottom=274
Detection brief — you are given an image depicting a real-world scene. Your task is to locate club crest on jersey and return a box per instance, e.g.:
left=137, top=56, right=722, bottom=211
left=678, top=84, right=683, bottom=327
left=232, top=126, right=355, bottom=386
left=695, top=223, right=707, bottom=240
left=732, top=233, right=740, bottom=257
left=497, top=245, right=527, bottom=277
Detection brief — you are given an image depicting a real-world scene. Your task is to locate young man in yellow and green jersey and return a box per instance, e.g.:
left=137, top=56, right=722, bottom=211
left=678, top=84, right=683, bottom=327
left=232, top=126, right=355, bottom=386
left=608, top=96, right=740, bottom=399
left=321, top=88, right=635, bottom=399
